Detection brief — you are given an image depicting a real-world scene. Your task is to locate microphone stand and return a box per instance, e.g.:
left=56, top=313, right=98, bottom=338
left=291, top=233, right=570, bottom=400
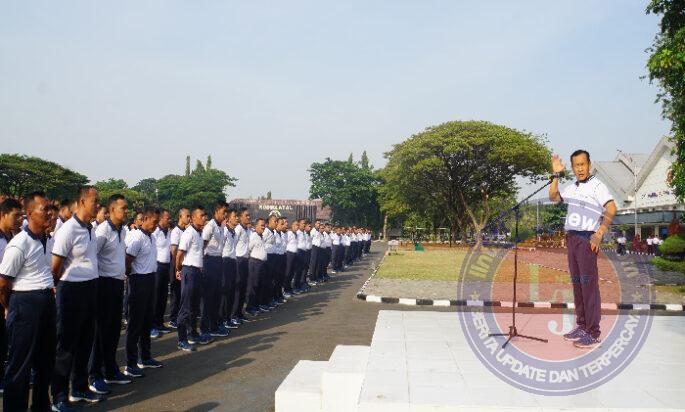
left=487, top=179, right=552, bottom=349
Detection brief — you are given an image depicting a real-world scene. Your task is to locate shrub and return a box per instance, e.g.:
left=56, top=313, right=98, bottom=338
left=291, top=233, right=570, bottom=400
left=659, top=235, right=685, bottom=258
left=653, top=256, right=685, bottom=274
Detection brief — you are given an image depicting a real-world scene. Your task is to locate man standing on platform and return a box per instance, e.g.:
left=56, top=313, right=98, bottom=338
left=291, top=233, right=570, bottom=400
left=550, top=150, right=616, bottom=349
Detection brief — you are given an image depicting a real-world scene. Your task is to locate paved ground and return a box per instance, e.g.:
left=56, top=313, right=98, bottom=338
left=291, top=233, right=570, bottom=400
left=81, top=243, right=450, bottom=412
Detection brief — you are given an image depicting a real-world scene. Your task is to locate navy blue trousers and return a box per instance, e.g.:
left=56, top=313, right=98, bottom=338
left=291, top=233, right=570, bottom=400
left=177, top=266, right=202, bottom=342
left=126, top=273, right=155, bottom=367
left=201, top=255, right=222, bottom=333
left=4, top=289, right=56, bottom=412
left=89, top=277, right=124, bottom=381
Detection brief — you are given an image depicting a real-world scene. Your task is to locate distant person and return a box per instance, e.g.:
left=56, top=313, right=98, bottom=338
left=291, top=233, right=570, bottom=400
left=151, top=209, right=172, bottom=338
left=245, top=218, right=267, bottom=317
left=550, top=150, right=616, bottom=349
left=221, top=208, right=239, bottom=329
left=616, top=233, right=627, bottom=256
left=201, top=202, right=228, bottom=338
left=646, top=235, right=654, bottom=254
left=232, top=208, right=252, bottom=324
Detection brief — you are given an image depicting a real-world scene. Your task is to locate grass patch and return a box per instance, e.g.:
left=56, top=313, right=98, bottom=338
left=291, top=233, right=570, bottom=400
left=377, top=250, right=466, bottom=281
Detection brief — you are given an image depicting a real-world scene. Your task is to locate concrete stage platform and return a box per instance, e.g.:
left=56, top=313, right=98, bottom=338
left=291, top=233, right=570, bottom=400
left=276, top=310, right=684, bottom=411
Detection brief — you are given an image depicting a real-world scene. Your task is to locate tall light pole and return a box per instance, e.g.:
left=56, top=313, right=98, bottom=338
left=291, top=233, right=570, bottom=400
left=618, top=150, right=640, bottom=238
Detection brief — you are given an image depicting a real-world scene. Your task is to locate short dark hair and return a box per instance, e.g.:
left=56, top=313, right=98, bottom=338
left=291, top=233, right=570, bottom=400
left=160, top=208, right=170, bottom=215
left=107, top=194, right=126, bottom=209
left=255, top=217, right=265, bottom=225
left=46, top=203, right=59, bottom=212
left=0, top=198, right=22, bottom=215
left=178, top=207, right=189, bottom=218
left=570, top=150, right=590, bottom=163
left=238, top=207, right=249, bottom=217
left=142, top=206, right=160, bottom=218
left=191, top=205, right=205, bottom=215
left=227, top=208, right=237, bottom=216
left=23, top=191, right=46, bottom=212
left=214, top=201, right=229, bottom=212
left=78, top=186, right=97, bottom=200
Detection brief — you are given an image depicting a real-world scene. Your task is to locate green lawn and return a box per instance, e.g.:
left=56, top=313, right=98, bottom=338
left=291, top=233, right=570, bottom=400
left=377, top=250, right=466, bottom=281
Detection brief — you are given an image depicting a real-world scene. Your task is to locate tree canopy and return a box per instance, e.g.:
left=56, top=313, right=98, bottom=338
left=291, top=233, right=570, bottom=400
left=0, top=154, right=89, bottom=200
left=379, top=120, right=550, bottom=245
left=309, top=155, right=382, bottom=229
left=646, top=0, right=685, bottom=200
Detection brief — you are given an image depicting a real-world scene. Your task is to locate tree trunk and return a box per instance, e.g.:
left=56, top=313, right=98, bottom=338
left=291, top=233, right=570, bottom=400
left=382, top=214, right=388, bottom=240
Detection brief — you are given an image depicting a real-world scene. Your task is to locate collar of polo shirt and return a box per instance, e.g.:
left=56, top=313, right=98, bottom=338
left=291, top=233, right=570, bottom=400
left=0, top=229, right=10, bottom=241
left=107, top=218, right=122, bottom=232
left=141, top=228, right=153, bottom=238
left=72, top=214, right=92, bottom=230
left=191, top=224, right=202, bottom=233
left=24, top=226, right=47, bottom=251
left=575, top=174, right=596, bottom=186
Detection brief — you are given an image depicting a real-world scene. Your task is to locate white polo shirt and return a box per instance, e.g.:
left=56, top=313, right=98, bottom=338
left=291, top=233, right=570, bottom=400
left=310, top=228, right=322, bottom=248
left=560, top=176, right=613, bottom=233
left=222, top=226, right=237, bottom=259
left=45, top=234, right=55, bottom=268
left=153, top=226, right=172, bottom=263
left=126, top=229, right=157, bottom=275
left=287, top=231, right=299, bottom=253
left=322, top=231, right=331, bottom=249
left=202, top=219, right=225, bottom=257
left=52, top=216, right=98, bottom=282
left=179, top=225, right=204, bottom=268
left=331, top=232, right=340, bottom=246
left=296, top=230, right=306, bottom=251
left=342, top=234, right=351, bottom=247
left=234, top=224, right=251, bottom=258
left=248, top=232, right=267, bottom=261
left=263, top=227, right=277, bottom=255
left=54, top=217, right=66, bottom=234
left=170, top=225, right=184, bottom=247
left=0, top=227, right=54, bottom=291
left=305, top=232, right=312, bottom=250
left=274, top=230, right=288, bottom=255
left=96, top=219, right=126, bottom=280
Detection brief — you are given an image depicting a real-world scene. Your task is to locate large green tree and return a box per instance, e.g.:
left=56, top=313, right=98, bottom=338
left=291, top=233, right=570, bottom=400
left=309, top=156, right=382, bottom=229
left=0, top=154, right=89, bottom=199
left=646, top=0, right=685, bottom=200
left=94, top=178, right=151, bottom=218
left=380, top=120, right=550, bottom=247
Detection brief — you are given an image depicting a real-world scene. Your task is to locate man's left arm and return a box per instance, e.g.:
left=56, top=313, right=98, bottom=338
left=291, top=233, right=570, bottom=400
left=591, top=200, right=617, bottom=253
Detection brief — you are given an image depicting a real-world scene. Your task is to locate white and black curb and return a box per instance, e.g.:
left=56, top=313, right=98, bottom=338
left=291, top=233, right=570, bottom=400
left=355, top=293, right=685, bottom=312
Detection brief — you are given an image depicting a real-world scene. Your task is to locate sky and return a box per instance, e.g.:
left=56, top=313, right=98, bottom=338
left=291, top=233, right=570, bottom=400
left=0, top=1, right=671, bottom=201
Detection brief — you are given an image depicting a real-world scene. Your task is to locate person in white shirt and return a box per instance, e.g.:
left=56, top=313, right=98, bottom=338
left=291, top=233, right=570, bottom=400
left=89, top=194, right=132, bottom=393
left=232, top=208, right=252, bottom=322
left=0, top=197, right=23, bottom=389
left=245, top=218, right=267, bottom=316
left=272, top=217, right=288, bottom=304
left=201, top=202, right=228, bottom=338
left=168, top=208, right=190, bottom=329
left=221, top=208, right=240, bottom=328
left=50, top=186, right=103, bottom=406
left=175, top=206, right=208, bottom=351
left=320, top=224, right=332, bottom=280
left=550, top=150, right=617, bottom=349
left=616, top=234, right=627, bottom=256
left=646, top=235, right=654, bottom=254
left=0, top=192, right=59, bottom=411
left=260, top=214, right=279, bottom=311
left=124, top=207, right=162, bottom=376
left=308, top=220, right=323, bottom=284
left=54, top=199, right=76, bottom=235
left=331, top=227, right=342, bottom=272
left=284, top=220, right=300, bottom=296
left=293, top=219, right=307, bottom=293
left=151, top=209, right=172, bottom=337
left=92, top=206, right=107, bottom=232
left=342, top=228, right=352, bottom=266
left=304, top=221, right=313, bottom=286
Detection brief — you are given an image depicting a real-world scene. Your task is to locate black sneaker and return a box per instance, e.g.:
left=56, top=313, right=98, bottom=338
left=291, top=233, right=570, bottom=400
left=574, top=334, right=601, bottom=349
left=137, top=358, right=163, bottom=369
left=123, top=365, right=145, bottom=378
left=104, top=371, right=132, bottom=385
left=69, top=389, right=104, bottom=403
left=563, top=326, right=586, bottom=342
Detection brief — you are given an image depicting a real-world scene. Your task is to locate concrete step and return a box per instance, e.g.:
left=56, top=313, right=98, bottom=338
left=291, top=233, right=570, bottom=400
left=275, top=360, right=327, bottom=412
left=322, top=345, right=370, bottom=412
